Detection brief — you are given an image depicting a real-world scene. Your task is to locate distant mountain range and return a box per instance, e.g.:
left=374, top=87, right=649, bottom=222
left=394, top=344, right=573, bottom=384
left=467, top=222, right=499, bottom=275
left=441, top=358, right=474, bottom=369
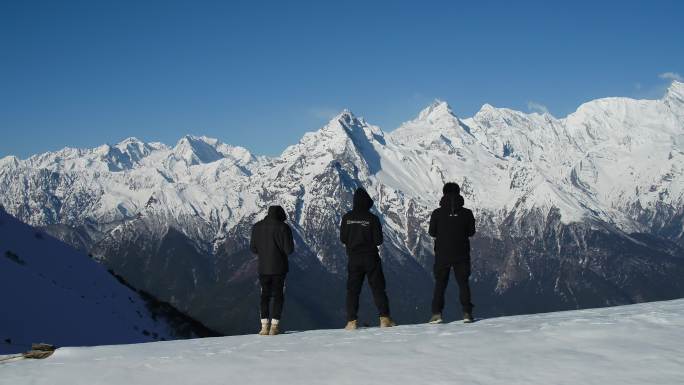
left=1, top=81, right=683, bottom=334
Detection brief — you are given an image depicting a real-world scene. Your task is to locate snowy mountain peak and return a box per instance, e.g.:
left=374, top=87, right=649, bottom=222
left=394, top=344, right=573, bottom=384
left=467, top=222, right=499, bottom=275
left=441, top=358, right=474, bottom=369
left=320, top=109, right=378, bottom=138
left=334, top=109, right=385, bottom=143
left=0, top=155, right=19, bottom=169
left=390, top=99, right=469, bottom=147
left=337, top=110, right=355, bottom=123
left=417, top=99, right=455, bottom=121
left=340, top=108, right=354, bottom=116
left=114, top=137, right=153, bottom=163
left=328, top=109, right=360, bottom=127
left=475, top=103, right=498, bottom=116
left=116, top=136, right=143, bottom=146
left=172, top=135, right=224, bottom=165
left=665, top=80, right=684, bottom=104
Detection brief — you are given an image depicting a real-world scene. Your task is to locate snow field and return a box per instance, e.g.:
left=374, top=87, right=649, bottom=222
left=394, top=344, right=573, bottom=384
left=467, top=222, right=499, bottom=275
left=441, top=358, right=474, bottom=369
left=2, top=299, right=683, bottom=385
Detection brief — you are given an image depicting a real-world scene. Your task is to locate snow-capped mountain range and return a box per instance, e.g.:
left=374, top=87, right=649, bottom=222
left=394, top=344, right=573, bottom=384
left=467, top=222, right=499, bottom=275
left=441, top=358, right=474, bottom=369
left=1, top=82, right=683, bottom=334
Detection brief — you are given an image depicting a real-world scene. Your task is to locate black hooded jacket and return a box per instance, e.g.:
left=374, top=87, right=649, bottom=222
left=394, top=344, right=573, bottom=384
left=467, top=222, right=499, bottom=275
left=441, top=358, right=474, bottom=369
left=250, top=206, right=295, bottom=275
left=340, top=188, right=383, bottom=259
left=428, top=193, right=476, bottom=264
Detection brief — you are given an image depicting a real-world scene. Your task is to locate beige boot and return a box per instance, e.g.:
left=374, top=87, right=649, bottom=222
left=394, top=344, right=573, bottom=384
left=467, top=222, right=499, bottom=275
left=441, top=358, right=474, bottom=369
left=428, top=313, right=443, bottom=324
left=258, top=320, right=270, bottom=336
left=269, top=321, right=280, bottom=336
left=379, top=316, right=396, bottom=328
left=344, top=320, right=358, bottom=330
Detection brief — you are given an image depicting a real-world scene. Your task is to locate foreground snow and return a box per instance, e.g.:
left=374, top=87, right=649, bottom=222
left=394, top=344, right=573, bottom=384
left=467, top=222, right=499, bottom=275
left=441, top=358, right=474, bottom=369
left=3, top=299, right=683, bottom=385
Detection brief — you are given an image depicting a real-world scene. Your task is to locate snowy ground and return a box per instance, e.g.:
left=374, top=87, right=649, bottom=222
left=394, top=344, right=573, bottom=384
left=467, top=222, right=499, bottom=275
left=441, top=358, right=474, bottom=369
left=2, top=299, right=683, bottom=385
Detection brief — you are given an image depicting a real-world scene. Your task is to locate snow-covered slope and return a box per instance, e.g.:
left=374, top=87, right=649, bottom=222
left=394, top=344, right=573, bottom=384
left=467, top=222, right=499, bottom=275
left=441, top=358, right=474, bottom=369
left=0, top=207, right=214, bottom=354
left=1, top=82, right=683, bottom=334
left=2, top=299, right=683, bottom=385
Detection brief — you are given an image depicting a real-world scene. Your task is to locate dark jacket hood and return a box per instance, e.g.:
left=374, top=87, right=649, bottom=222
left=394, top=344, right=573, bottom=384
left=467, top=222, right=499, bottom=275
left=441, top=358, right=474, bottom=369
left=352, top=188, right=374, bottom=212
left=439, top=192, right=464, bottom=214
left=266, top=205, right=287, bottom=222
left=442, top=182, right=460, bottom=195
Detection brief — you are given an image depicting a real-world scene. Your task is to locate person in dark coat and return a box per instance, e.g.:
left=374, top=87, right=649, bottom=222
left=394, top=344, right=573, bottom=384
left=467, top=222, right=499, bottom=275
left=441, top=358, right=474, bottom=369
left=428, top=182, right=476, bottom=323
left=340, top=187, right=395, bottom=330
left=250, top=205, right=294, bottom=335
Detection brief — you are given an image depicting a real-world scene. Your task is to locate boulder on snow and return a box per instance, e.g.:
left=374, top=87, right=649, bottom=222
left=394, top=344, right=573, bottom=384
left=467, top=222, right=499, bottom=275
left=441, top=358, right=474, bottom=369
left=21, top=343, right=57, bottom=359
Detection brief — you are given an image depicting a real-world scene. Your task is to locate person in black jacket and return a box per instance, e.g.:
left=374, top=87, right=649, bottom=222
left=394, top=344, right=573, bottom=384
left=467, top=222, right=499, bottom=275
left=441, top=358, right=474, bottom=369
left=428, top=182, right=476, bottom=323
left=250, top=205, right=294, bottom=336
left=340, top=187, right=395, bottom=330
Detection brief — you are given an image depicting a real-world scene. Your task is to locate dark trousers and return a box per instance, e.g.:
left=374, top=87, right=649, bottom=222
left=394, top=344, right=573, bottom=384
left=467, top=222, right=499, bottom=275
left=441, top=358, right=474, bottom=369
left=346, top=257, right=390, bottom=321
left=431, top=261, right=473, bottom=314
left=259, top=274, right=286, bottom=320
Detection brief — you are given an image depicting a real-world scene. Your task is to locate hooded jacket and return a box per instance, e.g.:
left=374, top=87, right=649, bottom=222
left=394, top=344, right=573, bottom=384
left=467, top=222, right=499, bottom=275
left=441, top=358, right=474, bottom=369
left=428, top=193, right=476, bottom=264
left=250, top=206, right=295, bottom=275
left=339, top=188, right=383, bottom=259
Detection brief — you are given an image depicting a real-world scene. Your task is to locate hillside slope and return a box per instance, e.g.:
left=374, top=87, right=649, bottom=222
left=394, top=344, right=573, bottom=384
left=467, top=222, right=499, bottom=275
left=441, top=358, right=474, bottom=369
left=2, top=299, right=683, bottom=385
left=0, top=207, right=215, bottom=354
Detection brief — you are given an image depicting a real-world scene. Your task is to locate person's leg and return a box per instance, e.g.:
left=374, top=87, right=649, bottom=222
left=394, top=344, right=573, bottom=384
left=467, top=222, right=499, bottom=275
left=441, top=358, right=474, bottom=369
left=259, top=275, right=273, bottom=320
left=346, top=263, right=365, bottom=321
left=271, top=274, right=286, bottom=320
left=431, top=264, right=450, bottom=315
left=453, top=261, right=473, bottom=313
left=366, top=258, right=390, bottom=318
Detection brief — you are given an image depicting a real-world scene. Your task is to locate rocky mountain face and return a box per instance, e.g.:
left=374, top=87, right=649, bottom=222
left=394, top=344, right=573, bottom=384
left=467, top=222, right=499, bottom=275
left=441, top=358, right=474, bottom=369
left=1, top=82, right=684, bottom=333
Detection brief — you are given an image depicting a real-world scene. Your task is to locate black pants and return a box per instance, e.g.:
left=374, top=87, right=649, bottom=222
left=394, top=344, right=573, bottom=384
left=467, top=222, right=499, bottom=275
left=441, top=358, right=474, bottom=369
left=259, top=274, right=286, bottom=320
left=346, top=256, right=390, bottom=321
left=431, top=261, right=473, bottom=314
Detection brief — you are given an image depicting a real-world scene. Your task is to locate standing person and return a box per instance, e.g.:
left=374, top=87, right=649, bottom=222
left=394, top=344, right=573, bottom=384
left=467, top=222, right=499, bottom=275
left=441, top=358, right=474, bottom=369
left=250, top=205, right=294, bottom=336
left=428, top=182, right=476, bottom=324
left=340, top=187, right=395, bottom=330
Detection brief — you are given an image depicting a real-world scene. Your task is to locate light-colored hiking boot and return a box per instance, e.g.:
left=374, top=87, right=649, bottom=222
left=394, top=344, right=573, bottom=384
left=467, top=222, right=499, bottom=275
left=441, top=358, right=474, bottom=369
left=258, top=323, right=270, bottom=336
left=379, top=316, right=396, bottom=328
left=428, top=314, right=443, bottom=324
left=269, top=323, right=280, bottom=336
left=463, top=312, right=474, bottom=323
left=344, top=320, right=358, bottom=330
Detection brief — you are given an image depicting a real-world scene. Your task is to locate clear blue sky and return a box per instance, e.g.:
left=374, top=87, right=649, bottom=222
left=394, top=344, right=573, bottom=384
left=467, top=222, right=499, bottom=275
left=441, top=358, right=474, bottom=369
left=1, top=0, right=683, bottom=158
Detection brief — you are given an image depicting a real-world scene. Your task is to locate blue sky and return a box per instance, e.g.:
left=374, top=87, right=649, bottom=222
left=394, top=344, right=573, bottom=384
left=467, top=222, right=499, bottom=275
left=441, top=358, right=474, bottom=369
left=1, top=0, right=683, bottom=158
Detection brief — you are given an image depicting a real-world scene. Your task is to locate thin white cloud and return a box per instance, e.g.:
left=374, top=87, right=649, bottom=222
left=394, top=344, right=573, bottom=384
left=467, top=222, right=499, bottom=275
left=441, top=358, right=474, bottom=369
left=308, top=107, right=340, bottom=120
left=659, top=72, right=683, bottom=82
left=527, top=101, right=549, bottom=115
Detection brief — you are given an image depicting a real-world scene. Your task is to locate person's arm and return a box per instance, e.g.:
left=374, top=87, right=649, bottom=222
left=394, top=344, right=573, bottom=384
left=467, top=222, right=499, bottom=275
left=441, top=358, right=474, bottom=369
left=273, top=223, right=294, bottom=256
left=283, top=225, right=295, bottom=255
left=467, top=210, right=476, bottom=237
left=340, top=214, right=348, bottom=245
left=428, top=210, right=438, bottom=237
left=250, top=225, right=259, bottom=254
left=372, top=215, right=383, bottom=246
